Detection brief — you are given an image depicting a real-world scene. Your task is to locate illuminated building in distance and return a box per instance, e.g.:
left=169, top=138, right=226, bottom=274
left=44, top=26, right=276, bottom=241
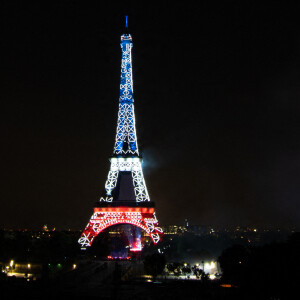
left=78, top=17, right=163, bottom=251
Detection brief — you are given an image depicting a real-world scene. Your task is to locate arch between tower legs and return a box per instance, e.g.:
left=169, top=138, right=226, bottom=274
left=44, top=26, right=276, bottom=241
left=78, top=207, right=163, bottom=249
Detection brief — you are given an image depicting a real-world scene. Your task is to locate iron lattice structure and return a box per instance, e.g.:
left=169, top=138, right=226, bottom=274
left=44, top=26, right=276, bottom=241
left=79, top=22, right=163, bottom=250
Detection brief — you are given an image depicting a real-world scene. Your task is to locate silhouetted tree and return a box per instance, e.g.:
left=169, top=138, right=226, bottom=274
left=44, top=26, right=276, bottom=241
left=144, top=253, right=166, bottom=280
left=218, top=232, right=300, bottom=299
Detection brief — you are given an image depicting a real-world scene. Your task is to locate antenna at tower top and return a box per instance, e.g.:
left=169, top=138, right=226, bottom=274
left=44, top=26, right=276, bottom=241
left=125, top=15, right=128, bottom=29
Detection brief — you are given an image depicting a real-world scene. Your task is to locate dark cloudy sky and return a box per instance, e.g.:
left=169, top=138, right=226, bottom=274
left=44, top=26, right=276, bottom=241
left=1, top=1, right=299, bottom=230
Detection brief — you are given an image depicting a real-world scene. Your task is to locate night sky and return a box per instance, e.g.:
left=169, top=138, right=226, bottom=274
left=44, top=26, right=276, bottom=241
left=1, top=1, right=299, bottom=230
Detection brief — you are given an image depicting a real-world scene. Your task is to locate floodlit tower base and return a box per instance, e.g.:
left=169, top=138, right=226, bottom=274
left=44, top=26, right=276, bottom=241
left=79, top=204, right=163, bottom=251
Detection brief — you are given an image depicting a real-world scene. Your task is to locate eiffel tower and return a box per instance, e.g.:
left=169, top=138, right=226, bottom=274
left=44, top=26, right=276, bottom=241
left=78, top=17, right=163, bottom=251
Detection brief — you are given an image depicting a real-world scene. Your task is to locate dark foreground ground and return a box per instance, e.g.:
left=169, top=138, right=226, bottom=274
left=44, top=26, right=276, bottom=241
left=0, top=258, right=293, bottom=300
left=0, top=260, right=240, bottom=300
left=1, top=231, right=298, bottom=299
left=0, top=278, right=244, bottom=300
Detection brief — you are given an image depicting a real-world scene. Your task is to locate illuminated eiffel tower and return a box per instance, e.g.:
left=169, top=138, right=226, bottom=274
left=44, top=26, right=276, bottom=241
left=78, top=17, right=163, bottom=251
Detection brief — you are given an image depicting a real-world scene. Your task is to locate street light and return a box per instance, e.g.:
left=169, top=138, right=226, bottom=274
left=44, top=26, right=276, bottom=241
left=9, top=260, right=14, bottom=274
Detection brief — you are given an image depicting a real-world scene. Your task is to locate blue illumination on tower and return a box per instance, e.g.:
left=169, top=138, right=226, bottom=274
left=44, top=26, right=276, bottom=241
left=114, top=19, right=138, bottom=156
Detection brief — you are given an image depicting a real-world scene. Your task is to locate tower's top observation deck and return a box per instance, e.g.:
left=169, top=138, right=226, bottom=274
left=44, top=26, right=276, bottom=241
left=121, top=34, right=132, bottom=41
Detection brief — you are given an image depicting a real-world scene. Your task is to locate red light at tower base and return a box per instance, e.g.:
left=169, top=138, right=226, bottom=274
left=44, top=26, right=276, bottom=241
left=107, top=255, right=131, bottom=260
left=129, top=225, right=142, bottom=252
left=130, top=239, right=142, bottom=252
left=79, top=207, right=163, bottom=249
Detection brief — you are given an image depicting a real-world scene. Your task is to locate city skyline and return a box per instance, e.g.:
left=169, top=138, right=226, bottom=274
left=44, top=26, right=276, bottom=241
left=1, top=2, right=299, bottom=230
